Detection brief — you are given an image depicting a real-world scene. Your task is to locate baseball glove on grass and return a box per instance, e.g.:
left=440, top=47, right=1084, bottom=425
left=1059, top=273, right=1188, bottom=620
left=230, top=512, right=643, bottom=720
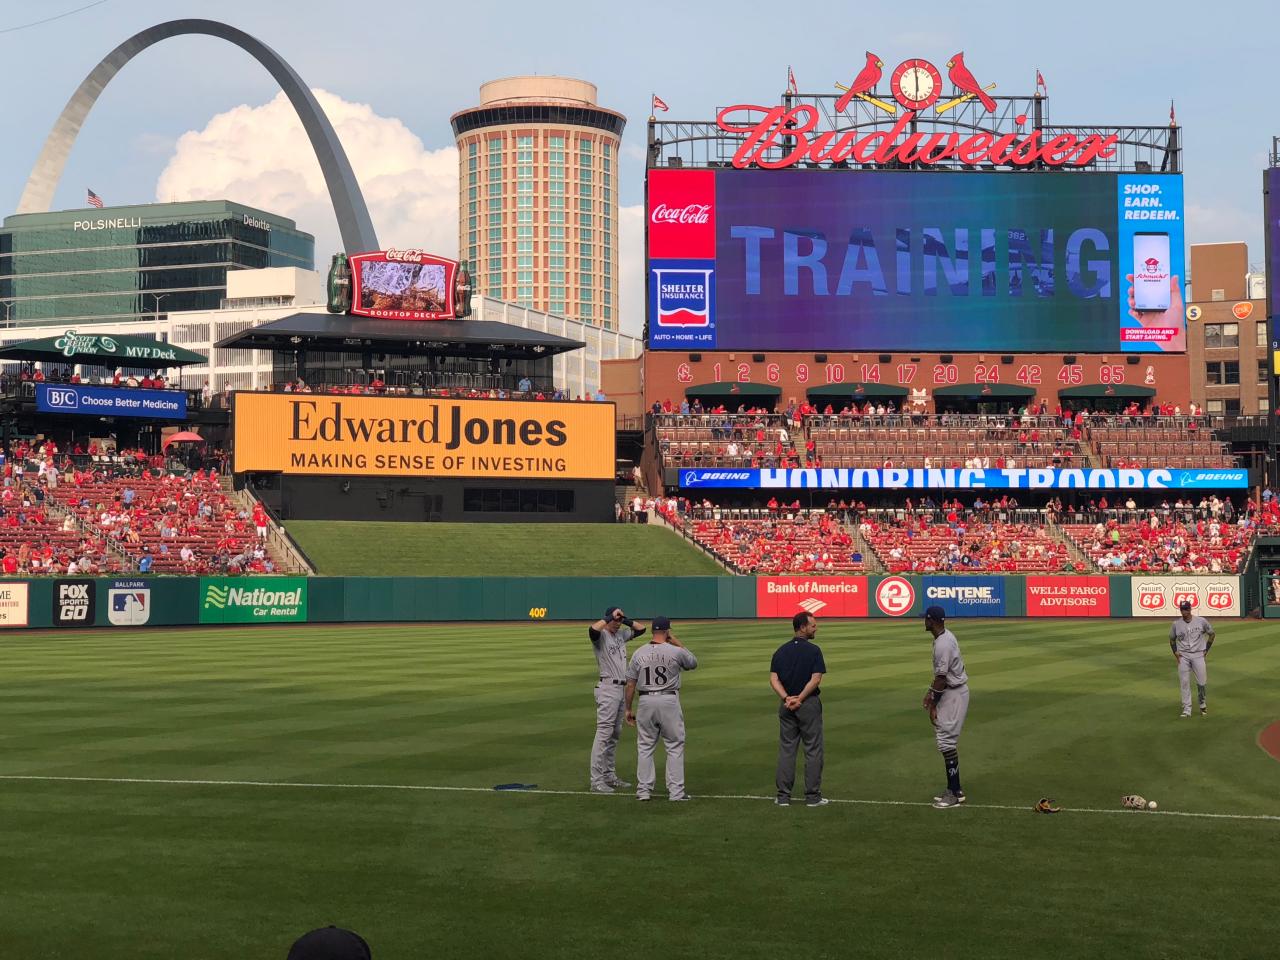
left=1121, top=794, right=1147, bottom=809
left=1035, top=797, right=1061, bottom=814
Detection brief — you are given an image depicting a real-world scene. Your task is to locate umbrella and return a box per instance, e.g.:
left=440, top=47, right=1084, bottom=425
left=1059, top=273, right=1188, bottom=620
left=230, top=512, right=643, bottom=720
left=163, top=431, right=206, bottom=449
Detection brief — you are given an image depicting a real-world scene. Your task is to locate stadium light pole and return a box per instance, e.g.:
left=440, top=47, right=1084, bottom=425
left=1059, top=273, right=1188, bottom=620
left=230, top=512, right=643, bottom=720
left=0, top=300, right=13, bottom=328
left=150, top=293, right=169, bottom=324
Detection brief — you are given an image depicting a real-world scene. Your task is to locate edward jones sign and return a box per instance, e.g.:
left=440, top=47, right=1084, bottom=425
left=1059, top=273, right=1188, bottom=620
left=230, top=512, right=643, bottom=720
left=233, top=394, right=615, bottom=480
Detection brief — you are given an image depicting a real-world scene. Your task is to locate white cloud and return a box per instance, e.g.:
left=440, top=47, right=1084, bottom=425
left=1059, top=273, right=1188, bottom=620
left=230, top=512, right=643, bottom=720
left=618, top=203, right=644, bottom=338
left=155, top=89, right=458, bottom=263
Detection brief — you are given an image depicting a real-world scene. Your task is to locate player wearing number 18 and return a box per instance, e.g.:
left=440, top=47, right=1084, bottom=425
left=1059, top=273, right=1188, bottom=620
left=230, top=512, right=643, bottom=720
left=624, top=616, right=697, bottom=802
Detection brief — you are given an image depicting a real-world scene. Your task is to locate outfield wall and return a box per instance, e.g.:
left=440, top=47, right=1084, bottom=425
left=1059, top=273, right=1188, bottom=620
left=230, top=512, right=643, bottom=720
left=0, top=574, right=1247, bottom=628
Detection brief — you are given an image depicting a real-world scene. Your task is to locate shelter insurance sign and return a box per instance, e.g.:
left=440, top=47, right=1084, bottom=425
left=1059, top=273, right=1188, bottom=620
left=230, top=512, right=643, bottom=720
left=233, top=393, right=616, bottom=480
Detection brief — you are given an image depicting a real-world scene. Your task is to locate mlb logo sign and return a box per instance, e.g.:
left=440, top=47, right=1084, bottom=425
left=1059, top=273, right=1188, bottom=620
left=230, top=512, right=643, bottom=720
left=654, top=267, right=714, bottom=327
left=108, top=583, right=151, bottom=626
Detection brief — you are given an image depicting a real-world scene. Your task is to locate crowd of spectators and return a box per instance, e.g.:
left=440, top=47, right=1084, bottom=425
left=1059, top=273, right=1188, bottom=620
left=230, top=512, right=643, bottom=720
left=861, top=512, right=1073, bottom=574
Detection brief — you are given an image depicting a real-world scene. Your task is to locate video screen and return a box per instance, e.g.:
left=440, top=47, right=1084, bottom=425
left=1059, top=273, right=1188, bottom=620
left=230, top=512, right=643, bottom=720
left=647, top=168, right=1186, bottom=353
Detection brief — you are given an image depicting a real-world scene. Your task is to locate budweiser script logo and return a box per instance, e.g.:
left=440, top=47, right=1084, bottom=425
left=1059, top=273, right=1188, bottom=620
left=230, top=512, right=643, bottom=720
left=651, top=203, right=712, bottom=225
left=715, top=105, right=1120, bottom=170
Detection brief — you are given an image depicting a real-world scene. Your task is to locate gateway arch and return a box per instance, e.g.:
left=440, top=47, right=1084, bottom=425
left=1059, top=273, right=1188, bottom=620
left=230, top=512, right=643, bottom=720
left=18, top=18, right=379, bottom=254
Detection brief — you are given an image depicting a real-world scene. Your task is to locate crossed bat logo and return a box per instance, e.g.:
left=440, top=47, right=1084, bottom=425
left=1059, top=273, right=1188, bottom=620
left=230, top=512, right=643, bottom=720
left=837, top=51, right=996, bottom=116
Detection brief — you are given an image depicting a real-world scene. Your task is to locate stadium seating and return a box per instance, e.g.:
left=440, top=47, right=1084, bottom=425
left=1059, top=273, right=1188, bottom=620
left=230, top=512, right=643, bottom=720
left=656, top=413, right=800, bottom=468
left=674, top=511, right=864, bottom=574
left=804, top=417, right=1081, bottom=468
left=861, top=515, right=1074, bottom=573
left=1086, top=417, right=1235, bottom=469
left=1060, top=515, right=1251, bottom=573
left=43, top=469, right=273, bottom=574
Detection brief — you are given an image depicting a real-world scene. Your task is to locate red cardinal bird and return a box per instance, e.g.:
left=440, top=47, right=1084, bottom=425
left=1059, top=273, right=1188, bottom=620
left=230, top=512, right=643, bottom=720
left=836, top=52, right=883, bottom=112
left=946, top=52, right=996, bottom=113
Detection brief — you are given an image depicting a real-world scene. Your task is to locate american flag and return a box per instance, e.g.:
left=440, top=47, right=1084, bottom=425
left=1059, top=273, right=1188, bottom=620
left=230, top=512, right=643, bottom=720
left=651, top=94, right=669, bottom=114
left=86, top=189, right=104, bottom=208
left=787, top=66, right=798, bottom=95
left=1035, top=70, right=1047, bottom=94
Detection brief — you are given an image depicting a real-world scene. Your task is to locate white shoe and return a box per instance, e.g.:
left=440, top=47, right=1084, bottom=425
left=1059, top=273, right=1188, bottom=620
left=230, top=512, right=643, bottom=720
left=932, top=791, right=963, bottom=809
left=933, top=790, right=966, bottom=804
left=590, top=783, right=615, bottom=794
left=607, top=778, right=632, bottom=788
left=637, top=794, right=651, bottom=802
left=1179, top=712, right=1191, bottom=719
left=805, top=797, right=830, bottom=807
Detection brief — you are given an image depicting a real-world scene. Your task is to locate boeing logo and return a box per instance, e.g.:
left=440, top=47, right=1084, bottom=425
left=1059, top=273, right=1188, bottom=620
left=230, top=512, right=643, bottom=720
left=682, top=470, right=752, bottom=486
left=1178, top=470, right=1246, bottom=487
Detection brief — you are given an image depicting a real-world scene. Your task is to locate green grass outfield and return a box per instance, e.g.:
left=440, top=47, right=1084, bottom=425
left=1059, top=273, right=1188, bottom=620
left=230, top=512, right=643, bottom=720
left=1, top=619, right=1278, bottom=959
left=286, top=520, right=726, bottom=576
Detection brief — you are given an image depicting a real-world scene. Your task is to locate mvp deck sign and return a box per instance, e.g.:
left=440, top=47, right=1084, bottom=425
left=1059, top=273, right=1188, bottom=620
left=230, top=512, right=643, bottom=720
left=199, top=578, right=308, bottom=624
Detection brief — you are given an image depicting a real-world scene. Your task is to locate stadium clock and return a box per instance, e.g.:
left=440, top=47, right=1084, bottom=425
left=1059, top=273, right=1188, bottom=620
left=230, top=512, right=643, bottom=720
left=890, top=58, right=942, bottom=111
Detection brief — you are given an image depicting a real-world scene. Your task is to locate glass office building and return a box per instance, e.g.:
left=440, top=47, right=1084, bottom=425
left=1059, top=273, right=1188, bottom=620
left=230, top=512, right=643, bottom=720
left=0, top=201, right=314, bottom=328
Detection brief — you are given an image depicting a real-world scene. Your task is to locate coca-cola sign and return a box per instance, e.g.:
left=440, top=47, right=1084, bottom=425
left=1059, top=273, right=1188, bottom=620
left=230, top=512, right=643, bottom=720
left=715, top=104, right=1119, bottom=171
left=348, top=250, right=461, bottom=321
left=651, top=203, right=712, bottom=225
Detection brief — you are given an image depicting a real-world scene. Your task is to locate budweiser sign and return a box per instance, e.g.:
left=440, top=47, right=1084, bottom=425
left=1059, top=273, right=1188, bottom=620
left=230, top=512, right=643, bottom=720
left=651, top=202, right=712, bottom=225
left=715, top=105, right=1120, bottom=170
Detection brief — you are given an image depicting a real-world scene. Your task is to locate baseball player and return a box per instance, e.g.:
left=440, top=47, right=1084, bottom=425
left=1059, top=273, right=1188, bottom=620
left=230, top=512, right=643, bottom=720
left=922, top=605, right=969, bottom=809
left=624, top=616, right=697, bottom=801
left=1170, top=599, right=1214, bottom=717
left=588, top=606, right=646, bottom=793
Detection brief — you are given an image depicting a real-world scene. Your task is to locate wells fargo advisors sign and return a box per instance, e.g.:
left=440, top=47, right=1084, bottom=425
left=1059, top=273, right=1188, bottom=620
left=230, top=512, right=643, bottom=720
left=232, top=393, right=616, bottom=480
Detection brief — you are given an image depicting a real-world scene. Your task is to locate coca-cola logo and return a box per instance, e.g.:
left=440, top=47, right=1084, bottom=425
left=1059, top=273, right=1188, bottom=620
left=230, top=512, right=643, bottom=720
left=651, top=203, right=712, bottom=225
left=384, top=248, right=428, bottom=262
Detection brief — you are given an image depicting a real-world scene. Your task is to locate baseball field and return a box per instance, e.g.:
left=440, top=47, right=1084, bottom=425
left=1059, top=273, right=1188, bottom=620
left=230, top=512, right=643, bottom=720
left=2, top=618, right=1277, bottom=959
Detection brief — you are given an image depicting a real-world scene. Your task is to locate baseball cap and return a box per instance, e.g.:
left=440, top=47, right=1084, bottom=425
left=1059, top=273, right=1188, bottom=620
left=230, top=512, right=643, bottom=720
left=286, top=927, right=372, bottom=960
left=924, top=605, right=946, bottom=622
left=652, top=615, right=672, bottom=631
left=1178, top=600, right=1193, bottom=611
left=605, top=606, right=622, bottom=620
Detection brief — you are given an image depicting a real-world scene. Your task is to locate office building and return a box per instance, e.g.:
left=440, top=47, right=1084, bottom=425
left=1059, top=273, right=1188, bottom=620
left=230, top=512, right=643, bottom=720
left=0, top=200, right=313, bottom=328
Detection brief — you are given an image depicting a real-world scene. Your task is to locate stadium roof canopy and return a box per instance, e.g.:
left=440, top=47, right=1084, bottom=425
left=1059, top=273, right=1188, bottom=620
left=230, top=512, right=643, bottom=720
left=0, top=332, right=206, bottom=368
left=931, top=384, right=1036, bottom=398
left=214, top=312, right=585, bottom=361
left=1057, top=384, right=1156, bottom=399
left=684, top=382, right=781, bottom=398
left=806, top=383, right=908, bottom=398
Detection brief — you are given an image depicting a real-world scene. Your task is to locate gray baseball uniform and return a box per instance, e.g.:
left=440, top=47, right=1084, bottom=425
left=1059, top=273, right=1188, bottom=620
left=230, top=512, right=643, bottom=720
left=626, top=641, right=697, bottom=800
left=1170, top=615, right=1214, bottom=714
left=589, top=623, right=635, bottom=788
left=932, top=628, right=969, bottom=753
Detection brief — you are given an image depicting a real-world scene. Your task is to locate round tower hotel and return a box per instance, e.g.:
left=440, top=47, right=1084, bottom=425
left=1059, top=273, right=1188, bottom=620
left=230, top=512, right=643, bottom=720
left=451, top=77, right=625, bottom=329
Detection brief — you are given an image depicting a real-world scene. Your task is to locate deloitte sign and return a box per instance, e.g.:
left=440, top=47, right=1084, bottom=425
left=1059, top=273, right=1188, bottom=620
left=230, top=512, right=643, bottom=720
left=199, top=578, right=308, bottom=623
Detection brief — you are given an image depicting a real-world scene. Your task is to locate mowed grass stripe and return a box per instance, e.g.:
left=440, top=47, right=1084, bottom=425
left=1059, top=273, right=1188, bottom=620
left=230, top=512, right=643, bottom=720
left=2, top=619, right=1279, bottom=960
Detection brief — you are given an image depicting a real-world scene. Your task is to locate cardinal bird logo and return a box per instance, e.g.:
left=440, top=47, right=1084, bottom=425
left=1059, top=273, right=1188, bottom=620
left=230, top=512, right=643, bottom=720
left=836, top=52, right=892, bottom=114
left=946, top=52, right=997, bottom=113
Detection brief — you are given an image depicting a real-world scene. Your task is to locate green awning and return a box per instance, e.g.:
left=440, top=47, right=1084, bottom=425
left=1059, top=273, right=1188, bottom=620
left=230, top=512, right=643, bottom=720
left=807, top=383, right=908, bottom=398
left=0, top=330, right=206, bottom=367
left=684, top=382, right=782, bottom=398
left=1057, top=385, right=1156, bottom=399
left=932, top=383, right=1035, bottom=398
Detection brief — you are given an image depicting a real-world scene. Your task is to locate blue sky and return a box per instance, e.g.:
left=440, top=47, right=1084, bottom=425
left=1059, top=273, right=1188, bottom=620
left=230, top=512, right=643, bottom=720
left=3, top=0, right=1275, bottom=326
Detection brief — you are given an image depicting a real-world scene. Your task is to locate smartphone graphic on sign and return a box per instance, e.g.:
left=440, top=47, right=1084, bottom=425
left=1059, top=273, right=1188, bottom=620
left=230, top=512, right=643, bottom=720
left=1133, top=232, right=1171, bottom=311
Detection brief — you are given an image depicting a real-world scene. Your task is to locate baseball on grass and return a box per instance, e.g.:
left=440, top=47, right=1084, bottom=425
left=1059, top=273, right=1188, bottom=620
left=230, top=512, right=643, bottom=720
left=1147, top=800, right=1158, bottom=810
